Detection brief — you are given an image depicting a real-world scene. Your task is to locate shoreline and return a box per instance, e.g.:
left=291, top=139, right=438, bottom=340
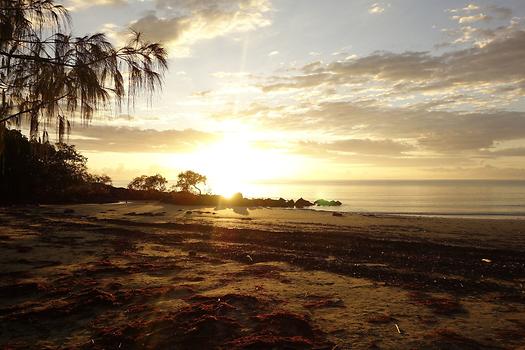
left=41, top=199, right=525, bottom=220
left=1, top=202, right=524, bottom=348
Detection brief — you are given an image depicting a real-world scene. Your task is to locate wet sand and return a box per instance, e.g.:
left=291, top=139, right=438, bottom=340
left=0, top=201, right=524, bottom=349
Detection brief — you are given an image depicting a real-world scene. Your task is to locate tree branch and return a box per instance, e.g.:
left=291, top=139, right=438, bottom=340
left=0, top=93, right=71, bottom=124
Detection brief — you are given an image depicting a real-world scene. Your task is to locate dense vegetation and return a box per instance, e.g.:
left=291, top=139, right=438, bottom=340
left=128, top=174, right=168, bottom=192
left=0, top=129, right=114, bottom=203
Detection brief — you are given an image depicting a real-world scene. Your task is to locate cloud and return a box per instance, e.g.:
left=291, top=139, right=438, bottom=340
left=453, top=13, right=490, bottom=24
left=297, top=138, right=414, bottom=156
left=368, top=3, right=386, bottom=14
left=64, top=0, right=126, bottom=11
left=484, top=147, right=525, bottom=157
left=113, top=0, right=271, bottom=56
left=260, top=28, right=525, bottom=110
left=464, top=4, right=479, bottom=11
left=232, top=99, right=525, bottom=155
left=425, top=165, right=525, bottom=179
left=488, top=5, right=513, bottom=20
left=442, top=4, right=517, bottom=47
left=69, top=125, right=220, bottom=153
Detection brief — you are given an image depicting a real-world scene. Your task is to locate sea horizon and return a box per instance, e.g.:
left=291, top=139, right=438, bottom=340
left=109, top=178, right=525, bottom=219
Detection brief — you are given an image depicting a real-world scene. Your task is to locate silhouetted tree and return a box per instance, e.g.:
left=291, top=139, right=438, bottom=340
left=175, top=170, right=207, bottom=194
left=88, top=174, right=112, bottom=185
left=0, top=129, right=112, bottom=202
left=128, top=174, right=167, bottom=192
left=0, top=0, right=167, bottom=143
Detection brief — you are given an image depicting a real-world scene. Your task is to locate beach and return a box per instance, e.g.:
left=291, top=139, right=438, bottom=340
left=1, top=202, right=524, bottom=349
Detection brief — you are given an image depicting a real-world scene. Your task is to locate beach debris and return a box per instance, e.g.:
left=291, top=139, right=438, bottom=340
left=186, top=211, right=193, bottom=214
left=63, top=208, right=75, bottom=214
left=409, top=292, right=466, bottom=315
left=367, top=313, right=393, bottom=324
left=246, top=254, right=253, bottom=262
left=395, top=323, right=402, bottom=334
left=481, top=258, right=492, bottom=263
left=304, top=298, right=345, bottom=309
left=188, top=251, right=197, bottom=257
left=125, top=211, right=165, bottom=217
left=332, top=212, right=343, bottom=217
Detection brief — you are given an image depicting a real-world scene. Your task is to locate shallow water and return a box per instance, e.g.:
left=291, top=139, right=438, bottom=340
left=111, top=179, right=525, bottom=219
left=239, top=180, right=525, bottom=219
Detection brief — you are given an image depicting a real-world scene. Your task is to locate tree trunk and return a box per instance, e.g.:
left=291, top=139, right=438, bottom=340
left=193, top=185, right=202, bottom=195
left=0, top=122, right=5, bottom=175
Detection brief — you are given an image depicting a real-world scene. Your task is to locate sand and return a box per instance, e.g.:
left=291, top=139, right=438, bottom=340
left=0, top=201, right=524, bottom=349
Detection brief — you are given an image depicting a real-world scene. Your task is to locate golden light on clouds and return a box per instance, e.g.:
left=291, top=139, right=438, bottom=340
left=62, top=0, right=525, bottom=184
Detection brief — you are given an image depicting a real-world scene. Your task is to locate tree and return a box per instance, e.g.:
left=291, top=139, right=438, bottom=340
left=0, top=0, right=167, bottom=143
left=128, top=174, right=167, bottom=192
left=88, top=174, right=112, bottom=185
left=175, top=170, right=207, bottom=194
left=0, top=128, right=112, bottom=202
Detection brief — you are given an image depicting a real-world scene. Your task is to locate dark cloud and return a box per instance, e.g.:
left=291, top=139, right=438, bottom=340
left=70, top=125, right=220, bottom=153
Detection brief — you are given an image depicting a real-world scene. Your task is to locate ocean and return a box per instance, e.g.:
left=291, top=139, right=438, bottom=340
left=238, top=180, right=525, bottom=219
left=112, top=179, right=525, bottom=219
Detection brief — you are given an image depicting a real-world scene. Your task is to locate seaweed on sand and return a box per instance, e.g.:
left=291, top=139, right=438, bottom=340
left=409, top=292, right=467, bottom=316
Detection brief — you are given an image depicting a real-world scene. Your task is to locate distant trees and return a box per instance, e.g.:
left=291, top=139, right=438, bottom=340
left=128, top=174, right=168, bottom=192
left=0, top=129, right=112, bottom=202
left=88, top=174, right=113, bottom=186
left=175, top=170, right=207, bottom=194
left=126, top=171, right=207, bottom=194
left=0, top=0, right=167, bottom=143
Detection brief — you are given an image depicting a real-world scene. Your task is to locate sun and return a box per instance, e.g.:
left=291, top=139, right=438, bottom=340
left=200, top=136, right=253, bottom=197
left=181, top=134, right=293, bottom=197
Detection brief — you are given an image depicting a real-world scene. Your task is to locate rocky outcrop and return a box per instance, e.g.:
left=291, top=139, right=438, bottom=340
left=314, top=199, right=342, bottom=207
left=294, top=198, right=314, bottom=208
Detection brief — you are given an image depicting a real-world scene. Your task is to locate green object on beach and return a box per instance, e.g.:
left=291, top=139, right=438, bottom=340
left=314, top=199, right=342, bottom=207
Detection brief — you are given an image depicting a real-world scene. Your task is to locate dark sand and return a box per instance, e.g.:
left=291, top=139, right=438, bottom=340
left=1, top=202, right=524, bottom=349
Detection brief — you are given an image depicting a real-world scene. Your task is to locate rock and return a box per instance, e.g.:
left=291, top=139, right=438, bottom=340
left=294, top=198, right=314, bottom=208
left=277, top=198, right=287, bottom=207
left=314, top=199, right=342, bottom=207
left=230, top=192, right=244, bottom=205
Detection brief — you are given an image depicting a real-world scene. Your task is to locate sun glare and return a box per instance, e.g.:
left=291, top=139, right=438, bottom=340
left=184, top=134, right=301, bottom=197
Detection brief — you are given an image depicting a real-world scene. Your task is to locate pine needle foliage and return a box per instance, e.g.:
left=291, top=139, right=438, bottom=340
left=0, top=0, right=168, bottom=142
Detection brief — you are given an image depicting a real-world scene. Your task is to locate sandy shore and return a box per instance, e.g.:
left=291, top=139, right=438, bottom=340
left=1, top=201, right=524, bottom=349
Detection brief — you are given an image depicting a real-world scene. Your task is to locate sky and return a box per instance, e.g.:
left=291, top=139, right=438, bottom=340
left=59, top=0, right=525, bottom=191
